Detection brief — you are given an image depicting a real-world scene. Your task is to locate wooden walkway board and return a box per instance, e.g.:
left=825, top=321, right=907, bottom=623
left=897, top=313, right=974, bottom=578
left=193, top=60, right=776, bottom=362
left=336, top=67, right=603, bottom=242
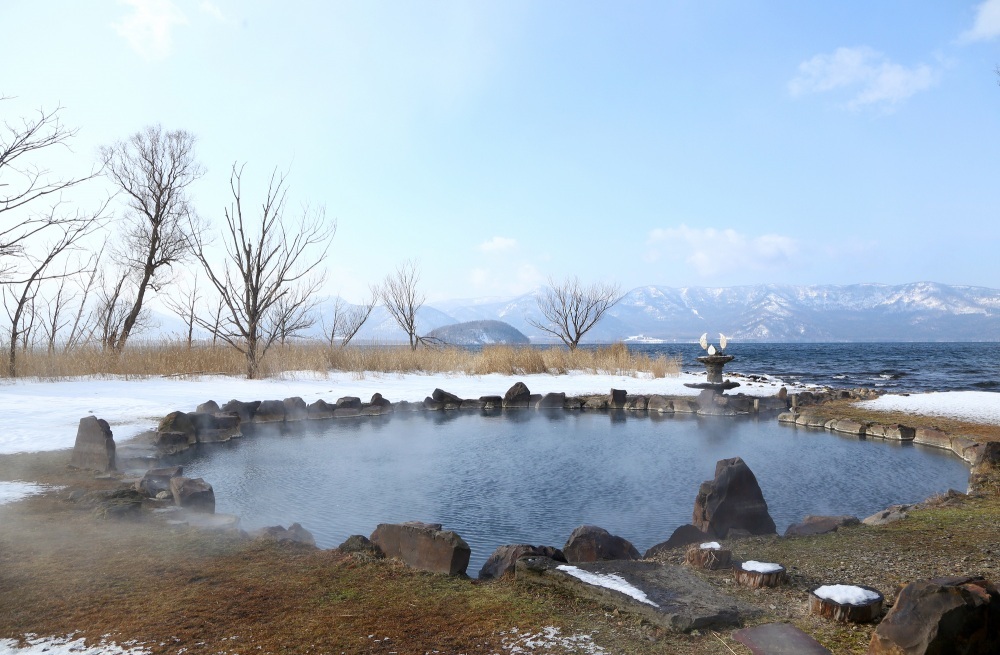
left=732, top=623, right=832, bottom=655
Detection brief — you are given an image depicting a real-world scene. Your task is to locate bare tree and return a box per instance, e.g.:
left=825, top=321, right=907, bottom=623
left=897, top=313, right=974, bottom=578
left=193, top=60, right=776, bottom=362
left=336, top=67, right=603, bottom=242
left=2, top=202, right=103, bottom=375
left=1, top=99, right=98, bottom=280
left=379, top=260, right=425, bottom=350
left=100, top=124, right=204, bottom=352
left=526, top=277, right=624, bottom=350
left=191, top=163, right=334, bottom=379
left=162, top=273, right=202, bottom=348
left=323, top=289, right=377, bottom=347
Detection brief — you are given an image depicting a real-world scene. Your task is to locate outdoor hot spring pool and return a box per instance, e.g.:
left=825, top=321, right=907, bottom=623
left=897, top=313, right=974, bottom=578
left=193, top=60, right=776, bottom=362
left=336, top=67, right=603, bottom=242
left=179, top=410, right=970, bottom=574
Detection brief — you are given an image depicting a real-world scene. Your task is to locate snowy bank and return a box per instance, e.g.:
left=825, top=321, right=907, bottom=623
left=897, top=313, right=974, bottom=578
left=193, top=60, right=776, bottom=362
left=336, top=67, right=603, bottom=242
left=0, top=370, right=792, bottom=456
left=857, top=391, right=1000, bottom=425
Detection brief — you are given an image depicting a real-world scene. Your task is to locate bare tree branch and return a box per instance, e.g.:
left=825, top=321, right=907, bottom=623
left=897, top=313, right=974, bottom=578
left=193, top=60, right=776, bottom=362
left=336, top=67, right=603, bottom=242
left=526, top=277, right=624, bottom=350
left=190, top=163, right=335, bottom=379
left=324, top=287, right=377, bottom=347
left=100, top=124, right=204, bottom=352
left=379, top=260, right=425, bottom=351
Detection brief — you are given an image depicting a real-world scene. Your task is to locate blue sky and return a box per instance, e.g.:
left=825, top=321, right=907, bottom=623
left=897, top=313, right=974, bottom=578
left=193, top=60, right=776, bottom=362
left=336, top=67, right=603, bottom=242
left=3, top=1, right=1000, bottom=302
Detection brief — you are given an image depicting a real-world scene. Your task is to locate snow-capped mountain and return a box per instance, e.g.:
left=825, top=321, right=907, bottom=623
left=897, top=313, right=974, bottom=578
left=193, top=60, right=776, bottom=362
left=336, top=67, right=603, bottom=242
left=421, top=282, right=1000, bottom=343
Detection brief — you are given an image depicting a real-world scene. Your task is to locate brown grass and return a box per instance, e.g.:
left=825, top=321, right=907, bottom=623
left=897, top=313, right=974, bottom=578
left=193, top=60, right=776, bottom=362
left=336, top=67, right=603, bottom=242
left=1, top=340, right=682, bottom=381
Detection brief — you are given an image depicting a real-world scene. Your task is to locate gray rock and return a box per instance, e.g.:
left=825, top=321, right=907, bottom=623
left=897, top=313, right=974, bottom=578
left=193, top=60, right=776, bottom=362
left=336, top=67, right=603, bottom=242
left=515, top=556, right=754, bottom=632
left=196, top=400, right=221, bottom=413
left=863, top=504, right=912, bottom=526
left=536, top=392, right=566, bottom=409
left=479, top=395, right=503, bottom=410
left=307, top=399, right=336, bottom=419
left=283, top=397, right=308, bottom=421
left=609, top=388, right=627, bottom=409
left=478, top=544, right=566, bottom=580
left=563, top=525, right=641, bottom=563
left=253, top=522, right=316, bottom=547
left=338, top=534, right=384, bottom=557
left=157, top=411, right=197, bottom=444
left=137, top=466, right=183, bottom=497
left=254, top=400, right=286, bottom=423
left=646, top=394, right=674, bottom=414
left=220, top=399, right=259, bottom=422
left=335, top=396, right=361, bottom=409
left=644, top=524, right=710, bottom=558
left=431, top=388, right=462, bottom=404
left=369, top=521, right=471, bottom=575
left=169, top=477, right=215, bottom=513
left=784, top=515, right=860, bottom=537
left=624, top=395, right=648, bottom=411
left=692, top=457, right=776, bottom=538
left=870, top=575, right=1000, bottom=655
left=504, top=382, right=531, bottom=404
left=70, top=416, right=116, bottom=472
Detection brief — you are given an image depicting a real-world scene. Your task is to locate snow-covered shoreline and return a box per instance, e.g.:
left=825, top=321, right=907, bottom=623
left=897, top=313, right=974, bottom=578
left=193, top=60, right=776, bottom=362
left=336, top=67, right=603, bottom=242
left=2, top=369, right=999, bottom=509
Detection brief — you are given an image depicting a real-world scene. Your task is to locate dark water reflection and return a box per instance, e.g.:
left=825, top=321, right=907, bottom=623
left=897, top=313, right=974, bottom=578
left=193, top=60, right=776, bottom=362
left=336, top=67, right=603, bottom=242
left=181, top=411, right=970, bottom=575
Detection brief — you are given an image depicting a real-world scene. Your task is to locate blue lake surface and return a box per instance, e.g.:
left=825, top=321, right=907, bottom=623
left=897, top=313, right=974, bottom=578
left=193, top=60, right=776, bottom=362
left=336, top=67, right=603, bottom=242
left=181, top=409, right=971, bottom=576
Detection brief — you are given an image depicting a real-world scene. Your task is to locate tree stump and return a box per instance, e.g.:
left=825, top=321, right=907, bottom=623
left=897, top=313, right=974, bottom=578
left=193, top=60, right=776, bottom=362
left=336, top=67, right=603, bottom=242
left=809, top=584, right=883, bottom=623
left=685, top=543, right=732, bottom=570
left=734, top=561, right=786, bottom=588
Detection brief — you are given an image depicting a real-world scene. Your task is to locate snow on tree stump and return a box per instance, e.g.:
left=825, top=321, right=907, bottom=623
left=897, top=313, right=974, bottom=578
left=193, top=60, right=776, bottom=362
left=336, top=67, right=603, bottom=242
left=809, top=584, right=883, bottom=623
left=734, top=561, right=786, bottom=588
left=684, top=541, right=732, bottom=570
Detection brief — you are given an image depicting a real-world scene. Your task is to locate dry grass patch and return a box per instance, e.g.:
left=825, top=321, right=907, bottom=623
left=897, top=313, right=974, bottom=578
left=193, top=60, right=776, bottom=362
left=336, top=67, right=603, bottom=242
left=2, top=341, right=681, bottom=381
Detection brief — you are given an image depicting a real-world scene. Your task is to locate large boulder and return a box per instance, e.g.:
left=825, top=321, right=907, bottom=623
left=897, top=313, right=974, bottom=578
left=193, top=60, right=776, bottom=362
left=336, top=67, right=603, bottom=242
left=169, top=477, right=216, bottom=513
left=369, top=521, right=471, bottom=575
left=563, top=525, right=641, bottom=563
left=431, top=388, right=462, bottom=405
left=692, top=457, right=776, bottom=539
left=137, top=466, right=183, bottom=497
left=537, top=392, right=566, bottom=409
left=869, top=575, right=1000, bottom=654
left=335, top=396, right=361, bottom=410
left=157, top=411, right=197, bottom=444
left=283, top=397, right=308, bottom=421
left=609, top=388, right=627, bottom=409
left=254, top=400, right=286, bottom=423
left=478, top=544, right=567, bottom=580
left=306, top=399, right=336, bottom=419
left=504, top=382, right=531, bottom=407
left=69, top=416, right=116, bottom=472
left=220, top=399, right=259, bottom=422
left=338, top=534, right=384, bottom=557
left=186, top=411, right=240, bottom=443
left=644, top=524, right=711, bottom=558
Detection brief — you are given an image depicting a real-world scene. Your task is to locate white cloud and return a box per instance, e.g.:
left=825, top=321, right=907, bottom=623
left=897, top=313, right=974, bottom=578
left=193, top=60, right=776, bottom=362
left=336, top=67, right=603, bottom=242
left=478, top=236, right=518, bottom=252
left=961, top=0, right=1000, bottom=42
left=646, top=225, right=798, bottom=277
left=112, top=0, right=187, bottom=61
left=789, top=47, right=937, bottom=110
left=199, top=1, right=226, bottom=22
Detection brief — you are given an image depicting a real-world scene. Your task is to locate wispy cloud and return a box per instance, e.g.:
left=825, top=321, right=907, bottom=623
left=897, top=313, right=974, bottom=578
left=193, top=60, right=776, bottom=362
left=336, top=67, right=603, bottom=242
left=646, top=225, right=798, bottom=277
left=789, top=46, right=937, bottom=110
left=478, top=236, right=518, bottom=252
left=112, top=0, right=187, bottom=61
left=960, top=0, right=1000, bottom=42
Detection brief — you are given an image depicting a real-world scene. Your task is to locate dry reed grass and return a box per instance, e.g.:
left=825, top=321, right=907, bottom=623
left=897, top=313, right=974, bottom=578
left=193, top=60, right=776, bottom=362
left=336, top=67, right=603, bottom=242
left=0, top=340, right=681, bottom=380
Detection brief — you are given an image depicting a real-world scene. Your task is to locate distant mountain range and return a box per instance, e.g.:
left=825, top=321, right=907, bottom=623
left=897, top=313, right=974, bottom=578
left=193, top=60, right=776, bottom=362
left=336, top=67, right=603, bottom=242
left=152, top=282, right=1000, bottom=344
left=352, top=282, right=1000, bottom=343
left=425, top=320, right=530, bottom=346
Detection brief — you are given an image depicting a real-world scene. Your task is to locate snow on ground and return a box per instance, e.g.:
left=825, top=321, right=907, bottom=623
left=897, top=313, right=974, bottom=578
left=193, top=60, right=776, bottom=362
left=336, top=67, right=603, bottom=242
left=0, top=634, right=150, bottom=655
left=0, top=369, right=793, bottom=456
left=0, top=482, right=58, bottom=507
left=556, top=565, right=659, bottom=607
left=857, top=391, right=1000, bottom=425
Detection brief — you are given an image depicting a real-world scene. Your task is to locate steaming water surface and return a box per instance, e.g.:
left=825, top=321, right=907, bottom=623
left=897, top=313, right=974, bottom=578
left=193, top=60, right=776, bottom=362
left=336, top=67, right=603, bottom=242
left=181, top=411, right=970, bottom=575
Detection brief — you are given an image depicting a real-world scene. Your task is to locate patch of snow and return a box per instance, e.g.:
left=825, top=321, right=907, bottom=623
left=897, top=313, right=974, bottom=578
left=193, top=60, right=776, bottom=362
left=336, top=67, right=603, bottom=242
left=813, top=584, right=881, bottom=605
left=857, top=391, right=1000, bottom=425
left=741, top=561, right=783, bottom=573
left=498, top=626, right=607, bottom=654
left=0, top=370, right=804, bottom=456
left=0, top=634, right=151, bottom=654
left=0, top=481, right=57, bottom=506
left=699, top=541, right=721, bottom=550
left=556, top=565, right=659, bottom=607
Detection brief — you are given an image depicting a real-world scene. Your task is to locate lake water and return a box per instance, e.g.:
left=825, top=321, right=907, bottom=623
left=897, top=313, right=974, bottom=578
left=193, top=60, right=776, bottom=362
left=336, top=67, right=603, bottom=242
left=181, top=409, right=970, bottom=576
left=624, top=341, right=1000, bottom=393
